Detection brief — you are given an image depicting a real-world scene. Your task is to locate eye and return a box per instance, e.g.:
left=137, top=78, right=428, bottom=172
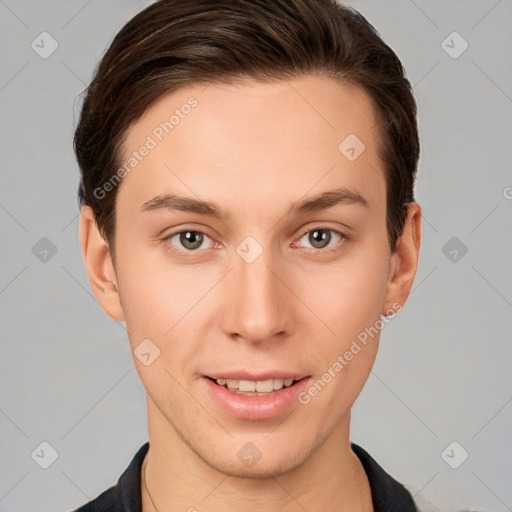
left=296, top=228, right=344, bottom=250
left=166, top=230, right=215, bottom=251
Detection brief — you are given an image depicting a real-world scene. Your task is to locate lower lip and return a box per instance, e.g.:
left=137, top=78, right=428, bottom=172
left=202, top=377, right=311, bottom=420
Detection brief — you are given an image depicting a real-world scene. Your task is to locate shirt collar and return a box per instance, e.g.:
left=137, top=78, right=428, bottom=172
left=90, top=441, right=417, bottom=511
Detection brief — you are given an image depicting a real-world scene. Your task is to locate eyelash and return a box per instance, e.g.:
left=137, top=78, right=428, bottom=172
left=163, top=227, right=346, bottom=256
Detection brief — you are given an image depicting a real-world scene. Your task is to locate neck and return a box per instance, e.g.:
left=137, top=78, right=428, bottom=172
left=141, top=398, right=373, bottom=512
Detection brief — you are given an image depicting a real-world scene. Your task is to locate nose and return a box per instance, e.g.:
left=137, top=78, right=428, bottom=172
left=220, top=244, right=291, bottom=345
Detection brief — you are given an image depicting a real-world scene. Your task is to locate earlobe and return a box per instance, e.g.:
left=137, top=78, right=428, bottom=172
left=79, top=206, right=125, bottom=322
left=383, top=202, right=422, bottom=314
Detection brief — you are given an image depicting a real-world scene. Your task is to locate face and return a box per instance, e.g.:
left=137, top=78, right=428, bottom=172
left=82, top=74, right=420, bottom=478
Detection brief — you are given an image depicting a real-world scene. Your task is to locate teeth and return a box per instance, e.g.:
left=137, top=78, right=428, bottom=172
left=215, top=377, right=296, bottom=392
left=239, top=380, right=256, bottom=392
left=226, top=379, right=239, bottom=389
left=273, top=378, right=284, bottom=390
left=256, top=379, right=273, bottom=392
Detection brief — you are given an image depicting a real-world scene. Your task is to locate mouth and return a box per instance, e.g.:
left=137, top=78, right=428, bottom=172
left=203, top=373, right=311, bottom=420
left=207, top=377, right=303, bottom=396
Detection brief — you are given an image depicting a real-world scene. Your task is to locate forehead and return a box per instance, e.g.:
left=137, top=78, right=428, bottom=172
left=116, top=74, right=385, bottom=215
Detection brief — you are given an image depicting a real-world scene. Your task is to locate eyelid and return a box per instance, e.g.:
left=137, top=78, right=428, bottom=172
left=292, top=226, right=347, bottom=250
left=161, top=224, right=347, bottom=255
left=163, top=226, right=221, bottom=253
left=163, top=224, right=217, bottom=240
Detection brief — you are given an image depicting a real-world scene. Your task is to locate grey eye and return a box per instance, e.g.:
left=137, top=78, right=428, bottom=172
left=308, top=229, right=331, bottom=249
left=180, top=231, right=204, bottom=250
left=168, top=230, right=213, bottom=251
left=298, top=229, right=343, bottom=250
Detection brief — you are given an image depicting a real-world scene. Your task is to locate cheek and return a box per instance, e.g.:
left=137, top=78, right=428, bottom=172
left=115, top=246, right=214, bottom=399
left=294, top=243, right=389, bottom=382
left=115, top=242, right=220, bottom=351
left=294, top=261, right=386, bottom=414
left=296, top=254, right=389, bottom=342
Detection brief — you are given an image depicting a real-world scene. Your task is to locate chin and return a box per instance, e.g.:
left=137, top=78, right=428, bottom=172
left=195, top=435, right=320, bottom=481
left=209, top=455, right=306, bottom=480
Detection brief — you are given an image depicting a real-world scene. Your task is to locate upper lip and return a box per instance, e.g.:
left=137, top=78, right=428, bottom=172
left=205, top=371, right=309, bottom=381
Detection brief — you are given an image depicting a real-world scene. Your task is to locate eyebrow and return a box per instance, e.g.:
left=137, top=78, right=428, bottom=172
left=140, top=186, right=368, bottom=219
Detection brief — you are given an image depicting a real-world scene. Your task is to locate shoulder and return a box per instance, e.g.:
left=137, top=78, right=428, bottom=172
left=351, top=442, right=419, bottom=512
left=69, top=442, right=149, bottom=512
left=72, top=486, right=117, bottom=511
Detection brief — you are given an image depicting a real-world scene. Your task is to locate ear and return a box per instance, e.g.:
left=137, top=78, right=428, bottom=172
left=383, top=202, right=422, bottom=314
left=79, top=205, right=125, bottom=322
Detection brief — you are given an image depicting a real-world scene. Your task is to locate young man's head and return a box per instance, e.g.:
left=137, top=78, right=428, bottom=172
left=76, top=0, right=421, bottom=493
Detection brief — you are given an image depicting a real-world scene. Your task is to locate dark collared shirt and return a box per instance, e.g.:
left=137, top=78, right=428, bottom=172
left=72, top=442, right=418, bottom=511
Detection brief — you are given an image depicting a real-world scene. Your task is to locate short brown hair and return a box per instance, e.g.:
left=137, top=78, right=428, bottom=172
left=75, top=0, right=419, bottom=262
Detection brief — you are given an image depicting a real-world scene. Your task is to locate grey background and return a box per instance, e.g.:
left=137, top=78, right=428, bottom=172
left=0, top=0, right=511, bottom=511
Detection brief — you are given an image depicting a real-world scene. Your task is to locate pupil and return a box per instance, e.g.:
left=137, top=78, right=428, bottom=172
left=309, top=229, right=330, bottom=249
left=180, top=231, right=203, bottom=250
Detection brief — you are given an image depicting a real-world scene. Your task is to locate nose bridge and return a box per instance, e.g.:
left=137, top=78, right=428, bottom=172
left=222, top=240, right=289, bottom=342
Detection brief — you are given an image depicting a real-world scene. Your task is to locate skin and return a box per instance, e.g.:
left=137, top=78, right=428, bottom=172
left=80, top=74, right=421, bottom=511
